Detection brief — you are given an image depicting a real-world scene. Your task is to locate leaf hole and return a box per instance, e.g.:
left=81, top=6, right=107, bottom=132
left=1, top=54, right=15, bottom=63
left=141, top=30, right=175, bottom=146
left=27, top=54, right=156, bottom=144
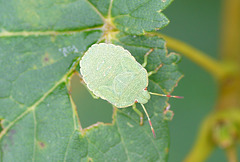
left=70, top=74, right=113, bottom=129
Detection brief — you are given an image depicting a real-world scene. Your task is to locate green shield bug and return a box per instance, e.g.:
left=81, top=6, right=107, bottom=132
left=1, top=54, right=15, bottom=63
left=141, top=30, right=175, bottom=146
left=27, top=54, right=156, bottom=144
left=80, top=43, right=182, bottom=137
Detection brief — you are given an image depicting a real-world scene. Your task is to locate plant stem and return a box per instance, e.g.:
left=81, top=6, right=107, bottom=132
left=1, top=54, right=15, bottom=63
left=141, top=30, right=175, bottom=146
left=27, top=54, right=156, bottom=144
left=226, top=146, right=238, bottom=162
left=184, top=109, right=240, bottom=162
left=185, top=0, right=240, bottom=160
left=147, top=32, right=227, bottom=80
left=217, top=1, right=240, bottom=160
left=216, top=0, right=240, bottom=111
left=220, top=0, right=240, bottom=62
left=184, top=114, right=215, bottom=162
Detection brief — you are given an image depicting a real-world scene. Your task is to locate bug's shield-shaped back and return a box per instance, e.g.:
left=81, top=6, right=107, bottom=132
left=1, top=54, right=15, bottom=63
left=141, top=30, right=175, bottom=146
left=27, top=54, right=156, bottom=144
left=113, top=72, right=134, bottom=95
left=80, top=43, right=150, bottom=108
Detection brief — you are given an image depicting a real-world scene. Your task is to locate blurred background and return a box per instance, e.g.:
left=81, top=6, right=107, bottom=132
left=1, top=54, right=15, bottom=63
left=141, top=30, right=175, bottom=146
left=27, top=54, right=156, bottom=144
left=71, top=0, right=238, bottom=161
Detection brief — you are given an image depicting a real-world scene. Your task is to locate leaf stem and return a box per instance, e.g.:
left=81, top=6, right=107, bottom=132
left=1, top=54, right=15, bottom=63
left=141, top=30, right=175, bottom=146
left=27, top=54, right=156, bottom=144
left=147, top=32, right=227, bottom=80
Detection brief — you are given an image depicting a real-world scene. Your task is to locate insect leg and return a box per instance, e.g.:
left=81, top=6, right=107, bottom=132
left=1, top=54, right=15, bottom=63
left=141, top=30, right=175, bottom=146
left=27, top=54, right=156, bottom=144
left=149, top=92, right=183, bottom=99
left=148, top=64, right=163, bottom=76
left=140, top=103, right=156, bottom=138
left=142, top=48, right=154, bottom=68
left=132, top=104, right=143, bottom=126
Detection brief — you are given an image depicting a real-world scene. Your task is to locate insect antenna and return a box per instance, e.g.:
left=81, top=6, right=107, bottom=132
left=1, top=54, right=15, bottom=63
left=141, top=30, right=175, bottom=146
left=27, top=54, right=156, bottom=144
left=149, top=92, right=183, bottom=99
left=140, top=103, right=156, bottom=138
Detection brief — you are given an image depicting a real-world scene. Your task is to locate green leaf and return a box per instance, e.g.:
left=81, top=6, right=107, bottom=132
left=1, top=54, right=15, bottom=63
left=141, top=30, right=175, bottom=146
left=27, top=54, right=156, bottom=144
left=89, top=0, right=173, bottom=34
left=0, top=0, right=182, bottom=161
left=111, top=0, right=173, bottom=34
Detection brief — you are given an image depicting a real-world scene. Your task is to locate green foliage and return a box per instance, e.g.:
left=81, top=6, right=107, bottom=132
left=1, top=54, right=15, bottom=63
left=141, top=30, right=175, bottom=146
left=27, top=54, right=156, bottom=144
left=0, top=0, right=182, bottom=161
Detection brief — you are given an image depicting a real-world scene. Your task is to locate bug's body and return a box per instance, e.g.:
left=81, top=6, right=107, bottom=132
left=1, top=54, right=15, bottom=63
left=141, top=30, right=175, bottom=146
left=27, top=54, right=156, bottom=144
left=80, top=43, right=150, bottom=108
left=80, top=43, right=182, bottom=137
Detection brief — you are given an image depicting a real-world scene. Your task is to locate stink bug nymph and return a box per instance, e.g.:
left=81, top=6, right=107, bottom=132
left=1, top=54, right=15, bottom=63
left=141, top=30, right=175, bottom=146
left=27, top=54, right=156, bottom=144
left=80, top=43, right=182, bottom=137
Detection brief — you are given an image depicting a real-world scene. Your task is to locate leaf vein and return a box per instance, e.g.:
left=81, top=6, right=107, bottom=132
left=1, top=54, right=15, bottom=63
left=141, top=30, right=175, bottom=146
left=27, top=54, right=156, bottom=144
left=85, top=0, right=105, bottom=21
left=115, top=118, right=131, bottom=161
left=108, top=0, right=114, bottom=18
left=117, top=110, right=161, bottom=161
left=63, top=130, right=77, bottom=162
left=85, top=136, right=107, bottom=162
left=0, top=58, right=76, bottom=139
left=32, top=110, right=37, bottom=162
left=0, top=26, right=103, bottom=38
